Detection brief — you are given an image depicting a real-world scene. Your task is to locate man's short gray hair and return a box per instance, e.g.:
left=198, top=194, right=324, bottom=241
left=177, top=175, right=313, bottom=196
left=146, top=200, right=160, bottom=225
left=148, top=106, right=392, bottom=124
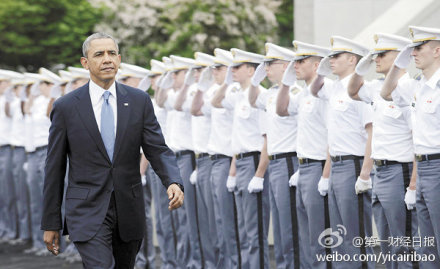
left=82, top=32, right=119, bottom=57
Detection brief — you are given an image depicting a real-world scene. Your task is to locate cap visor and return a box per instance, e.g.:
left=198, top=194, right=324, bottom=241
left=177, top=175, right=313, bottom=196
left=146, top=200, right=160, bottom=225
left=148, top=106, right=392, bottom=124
left=328, top=51, right=345, bottom=57
left=294, top=55, right=311, bottom=61
left=408, top=41, right=425, bottom=48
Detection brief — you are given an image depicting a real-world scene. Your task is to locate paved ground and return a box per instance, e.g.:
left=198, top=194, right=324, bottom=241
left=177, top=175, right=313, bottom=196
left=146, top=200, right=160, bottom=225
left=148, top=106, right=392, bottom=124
left=1, top=241, right=386, bottom=268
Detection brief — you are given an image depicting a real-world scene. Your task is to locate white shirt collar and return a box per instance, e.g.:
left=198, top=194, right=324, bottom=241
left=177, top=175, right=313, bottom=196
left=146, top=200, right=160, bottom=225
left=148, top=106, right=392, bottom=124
left=89, top=79, right=117, bottom=106
left=423, top=67, right=440, bottom=90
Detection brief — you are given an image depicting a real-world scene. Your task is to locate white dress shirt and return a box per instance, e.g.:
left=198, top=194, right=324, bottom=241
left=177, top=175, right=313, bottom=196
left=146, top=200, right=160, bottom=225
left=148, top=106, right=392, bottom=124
left=0, top=96, right=11, bottom=146
left=9, top=96, right=26, bottom=147
left=391, top=67, right=440, bottom=155
left=358, top=74, right=413, bottom=162
left=191, top=84, right=213, bottom=154
left=89, top=79, right=117, bottom=134
left=30, top=95, right=51, bottom=148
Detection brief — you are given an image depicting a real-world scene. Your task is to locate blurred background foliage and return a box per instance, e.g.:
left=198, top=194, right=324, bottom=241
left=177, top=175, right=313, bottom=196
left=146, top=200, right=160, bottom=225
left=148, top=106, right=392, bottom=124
left=0, top=0, right=293, bottom=71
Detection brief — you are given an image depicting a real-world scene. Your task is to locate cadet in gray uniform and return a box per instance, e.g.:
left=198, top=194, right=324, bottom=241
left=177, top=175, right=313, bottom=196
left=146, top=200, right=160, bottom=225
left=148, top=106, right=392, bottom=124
left=348, top=33, right=419, bottom=269
left=381, top=25, right=440, bottom=269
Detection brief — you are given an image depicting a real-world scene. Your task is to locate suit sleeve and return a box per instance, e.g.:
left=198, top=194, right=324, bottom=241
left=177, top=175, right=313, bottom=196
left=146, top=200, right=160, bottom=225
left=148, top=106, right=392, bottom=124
left=141, top=94, right=183, bottom=189
left=41, top=101, right=67, bottom=231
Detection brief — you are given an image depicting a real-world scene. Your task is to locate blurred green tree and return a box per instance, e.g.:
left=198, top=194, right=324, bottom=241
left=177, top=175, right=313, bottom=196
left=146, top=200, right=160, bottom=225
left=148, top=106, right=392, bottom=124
left=0, top=0, right=103, bottom=71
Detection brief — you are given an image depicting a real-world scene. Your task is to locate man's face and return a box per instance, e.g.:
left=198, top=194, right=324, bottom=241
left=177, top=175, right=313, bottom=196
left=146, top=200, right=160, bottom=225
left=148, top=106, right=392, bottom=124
left=411, top=41, right=440, bottom=70
left=0, top=80, right=11, bottom=95
left=193, top=67, right=203, bottom=83
left=39, top=81, right=53, bottom=97
left=80, top=38, right=121, bottom=84
left=329, top=52, right=353, bottom=76
left=294, top=57, right=318, bottom=81
left=212, top=65, right=227, bottom=84
left=151, top=75, right=160, bottom=91
left=172, top=69, right=186, bottom=89
left=265, top=60, right=288, bottom=83
left=232, top=64, right=254, bottom=84
left=374, top=51, right=398, bottom=74
left=121, top=77, right=141, bottom=88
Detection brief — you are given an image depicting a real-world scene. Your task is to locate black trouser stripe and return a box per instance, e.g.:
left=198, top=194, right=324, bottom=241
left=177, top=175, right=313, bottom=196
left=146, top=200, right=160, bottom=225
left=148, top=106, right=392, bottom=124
left=252, top=154, right=264, bottom=269
left=228, top=157, right=242, bottom=269
left=320, top=161, right=332, bottom=269
left=401, top=163, right=419, bottom=269
left=190, top=152, right=205, bottom=268
left=286, top=157, right=300, bottom=269
left=170, top=211, right=177, bottom=254
left=353, top=158, right=367, bottom=269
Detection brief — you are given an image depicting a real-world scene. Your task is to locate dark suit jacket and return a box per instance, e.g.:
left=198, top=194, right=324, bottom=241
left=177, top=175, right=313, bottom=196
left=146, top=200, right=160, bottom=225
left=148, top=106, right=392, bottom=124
left=40, top=82, right=182, bottom=242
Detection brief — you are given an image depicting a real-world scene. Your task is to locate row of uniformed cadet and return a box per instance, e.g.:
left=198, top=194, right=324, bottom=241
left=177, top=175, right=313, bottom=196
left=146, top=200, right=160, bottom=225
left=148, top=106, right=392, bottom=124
left=0, top=24, right=439, bottom=269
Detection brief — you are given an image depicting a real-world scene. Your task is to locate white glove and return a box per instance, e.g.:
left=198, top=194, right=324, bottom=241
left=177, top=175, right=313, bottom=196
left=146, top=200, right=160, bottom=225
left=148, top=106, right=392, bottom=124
left=247, top=176, right=264, bottom=193
left=317, top=56, right=332, bottom=76
left=19, top=86, right=28, bottom=101
left=281, top=62, right=297, bottom=86
left=160, top=72, right=174, bottom=89
left=198, top=68, right=214, bottom=92
left=23, top=162, right=28, bottom=172
left=289, top=171, right=299, bottom=187
left=4, top=87, right=14, bottom=103
left=141, top=175, right=147, bottom=186
left=138, top=76, right=151, bottom=91
left=224, top=66, right=233, bottom=85
left=30, top=82, right=41, bottom=96
left=404, top=187, right=416, bottom=210
left=355, top=176, right=372, bottom=194
left=394, top=45, right=414, bottom=69
left=189, top=170, right=197, bottom=185
left=184, top=68, right=196, bottom=86
left=318, top=177, right=329, bottom=196
left=226, top=176, right=236, bottom=192
left=355, top=53, right=374, bottom=76
left=250, top=63, right=266, bottom=87
left=50, top=84, right=62, bottom=99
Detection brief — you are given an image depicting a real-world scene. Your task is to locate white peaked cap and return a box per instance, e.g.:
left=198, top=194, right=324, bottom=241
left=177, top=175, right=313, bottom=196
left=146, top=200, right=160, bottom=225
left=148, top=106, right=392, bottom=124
left=58, top=70, right=73, bottom=83
left=150, top=59, right=166, bottom=75
left=213, top=48, right=233, bottom=67
left=292, top=40, right=331, bottom=60
left=67, top=67, right=90, bottom=79
left=230, top=48, right=264, bottom=66
left=119, top=63, right=150, bottom=79
left=39, top=67, right=61, bottom=84
left=162, top=57, right=174, bottom=71
left=409, top=25, right=440, bottom=47
left=264, top=43, right=296, bottom=62
left=0, top=69, right=24, bottom=81
left=194, top=52, right=216, bottom=67
left=170, top=55, right=196, bottom=71
left=372, top=33, right=411, bottom=54
left=329, top=36, right=369, bottom=57
left=24, top=72, right=45, bottom=84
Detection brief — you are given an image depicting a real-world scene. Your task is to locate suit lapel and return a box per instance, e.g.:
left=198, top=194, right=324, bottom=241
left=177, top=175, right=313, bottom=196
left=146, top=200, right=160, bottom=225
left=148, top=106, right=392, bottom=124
left=74, top=83, right=111, bottom=164
left=112, top=82, right=130, bottom=162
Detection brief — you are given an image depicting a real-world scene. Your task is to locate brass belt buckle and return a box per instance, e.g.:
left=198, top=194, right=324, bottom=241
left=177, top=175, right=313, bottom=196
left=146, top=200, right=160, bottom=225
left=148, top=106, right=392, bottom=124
left=415, top=154, right=423, bottom=162
left=299, top=158, right=305, bottom=165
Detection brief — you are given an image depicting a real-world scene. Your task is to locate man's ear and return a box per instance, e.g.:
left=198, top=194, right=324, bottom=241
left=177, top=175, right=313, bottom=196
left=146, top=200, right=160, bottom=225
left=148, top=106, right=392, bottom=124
left=80, top=57, right=89, bottom=70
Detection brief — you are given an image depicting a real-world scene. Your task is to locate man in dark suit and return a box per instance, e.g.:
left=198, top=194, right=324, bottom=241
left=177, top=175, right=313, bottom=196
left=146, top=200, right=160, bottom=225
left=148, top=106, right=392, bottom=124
left=41, top=32, right=184, bottom=268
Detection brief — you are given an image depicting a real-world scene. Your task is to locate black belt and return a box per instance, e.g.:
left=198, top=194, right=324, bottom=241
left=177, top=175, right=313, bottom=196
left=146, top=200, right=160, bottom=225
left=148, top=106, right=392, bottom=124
left=331, top=155, right=363, bottom=162
left=415, top=153, right=440, bottom=162
left=195, top=152, right=209, bottom=159
left=235, top=151, right=260, bottom=160
left=298, top=157, right=325, bottom=165
left=175, top=150, right=194, bottom=158
left=11, top=146, right=25, bottom=150
left=210, top=154, right=231, bottom=160
left=374, top=159, right=407, bottom=167
left=268, top=152, right=297, bottom=161
left=0, top=144, right=11, bottom=150
left=35, top=145, right=48, bottom=152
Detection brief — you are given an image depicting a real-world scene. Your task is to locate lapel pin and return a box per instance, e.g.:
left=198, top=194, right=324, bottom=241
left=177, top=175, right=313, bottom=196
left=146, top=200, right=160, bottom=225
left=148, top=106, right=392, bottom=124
left=124, top=103, right=129, bottom=106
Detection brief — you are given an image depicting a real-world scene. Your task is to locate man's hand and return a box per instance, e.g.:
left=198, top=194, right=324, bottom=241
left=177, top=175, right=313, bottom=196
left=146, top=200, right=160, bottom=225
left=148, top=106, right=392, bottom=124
left=189, top=170, right=197, bottom=185
left=248, top=176, right=264, bottom=193
left=355, top=53, right=374, bottom=76
left=184, top=68, right=196, bottom=86
left=138, top=76, right=151, bottom=91
left=404, top=187, right=416, bottom=210
left=318, top=177, right=329, bottom=196
left=198, top=68, right=214, bottom=92
left=224, top=66, right=233, bottom=85
left=355, top=176, right=372, bottom=194
left=250, top=63, right=267, bottom=86
left=289, top=171, right=299, bottom=187
left=226, top=176, right=236, bottom=192
left=281, top=62, right=297, bottom=87
left=160, top=72, right=174, bottom=89
left=167, top=183, right=184, bottom=210
left=43, top=230, right=60, bottom=256
left=317, top=56, right=332, bottom=76
left=394, top=45, right=414, bottom=69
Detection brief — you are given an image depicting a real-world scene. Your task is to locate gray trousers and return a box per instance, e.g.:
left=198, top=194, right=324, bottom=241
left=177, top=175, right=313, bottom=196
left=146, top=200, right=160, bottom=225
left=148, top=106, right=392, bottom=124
left=416, top=158, right=440, bottom=269
left=135, top=166, right=156, bottom=269
left=195, top=155, right=218, bottom=269
left=177, top=153, right=202, bottom=268
left=235, top=154, right=270, bottom=269
left=268, top=156, right=301, bottom=269
left=211, top=156, right=240, bottom=268
left=27, top=147, right=47, bottom=249
left=372, top=162, right=420, bottom=269
left=12, top=147, right=30, bottom=240
left=329, top=158, right=374, bottom=269
left=297, top=160, right=332, bottom=269
left=0, top=146, right=17, bottom=240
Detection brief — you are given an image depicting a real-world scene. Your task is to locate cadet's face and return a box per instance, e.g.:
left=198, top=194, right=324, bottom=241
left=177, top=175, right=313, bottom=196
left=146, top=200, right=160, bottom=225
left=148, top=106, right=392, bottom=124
left=172, top=70, right=186, bottom=89
left=39, top=81, right=53, bottom=97
left=265, top=60, right=288, bottom=83
left=122, top=77, right=141, bottom=88
left=294, top=57, right=316, bottom=81
left=232, top=64, right=254, bottom=83
left=374, top=51, right=398, bottom=74
left=193, top=68, right=203, bottom=82
left=212, top=65, right=227, bottom=84
left=80, top=38, right=121, bottom=86
left=411, top=41, right=440, bottom=70
left=72, top=78, right=89, bottom=90
left=329, top=53, right=352, bottom=76
left=0, top=80, right=11, bottom=94
left=151, top=75, right=160, bottom=91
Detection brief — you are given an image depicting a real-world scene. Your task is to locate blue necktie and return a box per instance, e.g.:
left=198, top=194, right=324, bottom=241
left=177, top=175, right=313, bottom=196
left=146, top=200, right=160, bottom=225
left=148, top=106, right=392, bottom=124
left=101, top=91, right=115, bottom=162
